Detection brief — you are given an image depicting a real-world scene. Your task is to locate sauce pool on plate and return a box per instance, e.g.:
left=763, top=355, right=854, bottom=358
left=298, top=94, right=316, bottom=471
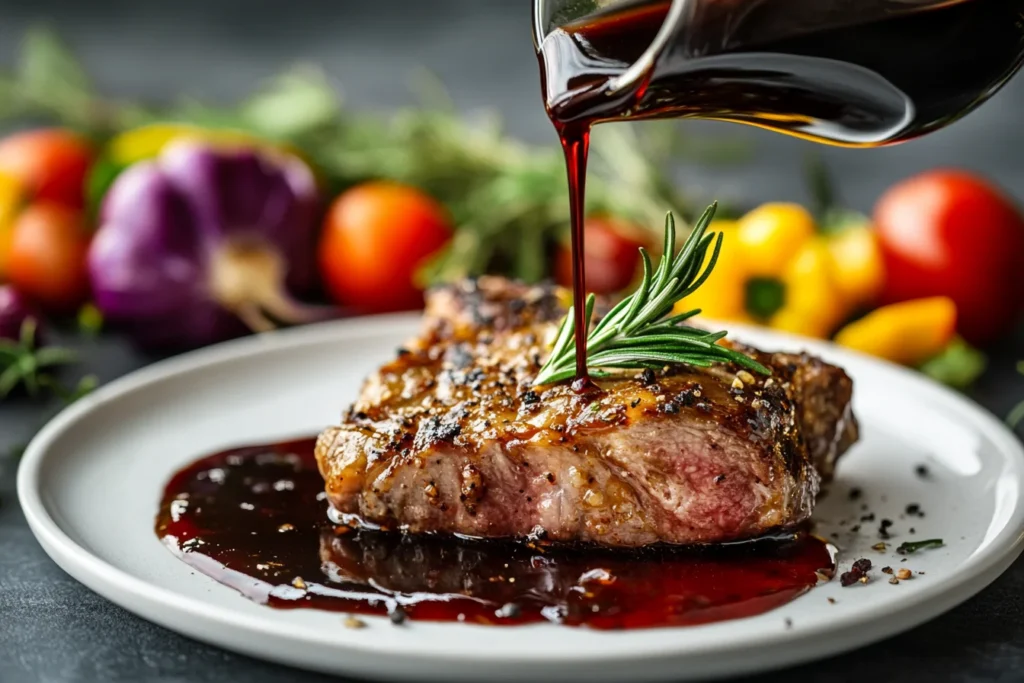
left=156, top=438, right=835, bottom=629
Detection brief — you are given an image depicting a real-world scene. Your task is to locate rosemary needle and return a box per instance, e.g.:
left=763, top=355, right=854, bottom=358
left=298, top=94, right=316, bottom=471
left=534, top=203, right=769, bottom=386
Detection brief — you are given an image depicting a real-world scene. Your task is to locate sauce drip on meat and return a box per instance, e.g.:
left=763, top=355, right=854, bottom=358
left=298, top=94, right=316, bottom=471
left=157, top=437, right=835, bottom=629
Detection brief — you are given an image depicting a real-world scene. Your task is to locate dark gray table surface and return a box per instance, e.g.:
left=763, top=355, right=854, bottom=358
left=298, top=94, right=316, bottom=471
left=2, top=1, right=1024, bottom=681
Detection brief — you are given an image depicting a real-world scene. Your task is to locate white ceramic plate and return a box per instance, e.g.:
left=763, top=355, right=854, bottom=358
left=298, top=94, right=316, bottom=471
left=18, top=315, right=1024, bottom=682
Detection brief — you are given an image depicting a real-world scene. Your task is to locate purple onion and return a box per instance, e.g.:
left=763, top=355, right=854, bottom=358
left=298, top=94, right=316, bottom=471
left=88, top=141, right=326, bottom=348
left=0, top=285, right=43, bottom=343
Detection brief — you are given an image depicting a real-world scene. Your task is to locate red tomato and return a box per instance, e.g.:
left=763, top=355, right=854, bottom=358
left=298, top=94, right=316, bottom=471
left=0, top=129, right=94, bottom=209
left=555, top=216, right=646, bottom=295
left=873, top=170, right=1024, bottom=345
left=7, top=202, right=91, bottom=312
left=318, top=182, right=453, bottom=313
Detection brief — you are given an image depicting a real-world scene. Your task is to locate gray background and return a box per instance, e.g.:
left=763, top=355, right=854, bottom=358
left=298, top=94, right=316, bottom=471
left=2, top=1, right=1024, bottom=681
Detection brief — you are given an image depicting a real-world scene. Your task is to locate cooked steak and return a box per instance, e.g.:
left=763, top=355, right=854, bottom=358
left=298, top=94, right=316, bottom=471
left=316, top=276, right=858, bottom=547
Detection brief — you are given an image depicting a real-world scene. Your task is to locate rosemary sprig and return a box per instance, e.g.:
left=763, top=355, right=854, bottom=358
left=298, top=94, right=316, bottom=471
left=0, top=319, right=75, bottom=398
left=534, top=203, right=770, bottom=386
left=0, top=319, right=94, bottom=400
left=895, top=539, right=944, bottom=555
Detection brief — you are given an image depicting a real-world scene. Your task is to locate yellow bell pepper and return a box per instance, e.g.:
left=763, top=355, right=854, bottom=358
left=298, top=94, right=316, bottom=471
left=834, top=297, right=957, bottom=366
left=0, top=172, right=26, bottom=280
left=107, top=123, right=305, bottom=168
left=677, top=202, right=884, bottom=339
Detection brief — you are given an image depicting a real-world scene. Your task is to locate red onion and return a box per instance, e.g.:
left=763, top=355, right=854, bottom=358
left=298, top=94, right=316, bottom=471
left=0, top=285, right=43, bottom=343
left=88, top=141, right=325, bottom=348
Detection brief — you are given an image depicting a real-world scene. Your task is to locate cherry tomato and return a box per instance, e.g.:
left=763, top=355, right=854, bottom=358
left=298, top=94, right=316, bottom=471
left=0, top=129, right=94, bottom=209
left=873, top=170, right=1024, bottom=345
left=555, top=216, right=646, bottom=295
left=7, top=202, right=91, bottom=312
left=318, top=182, right=453, bottom=313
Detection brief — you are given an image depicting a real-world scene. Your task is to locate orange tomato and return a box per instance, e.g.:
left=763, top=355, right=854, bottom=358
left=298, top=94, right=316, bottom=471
left=7, top=202, right=91, bottom=312
left=318, top=182, right=453, bottom=313
left=0, top=129, right=95, bottom=209
left=554, top=216, right=647, bottom=295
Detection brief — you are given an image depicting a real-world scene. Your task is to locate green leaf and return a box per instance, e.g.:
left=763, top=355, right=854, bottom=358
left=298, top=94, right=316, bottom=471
left=819, top=207, right=871, bottom=236
left=84, top=156, right=124, bottom=222
left=0, top=76, right=29, bottom=119
left=240, top=66, right=340, bottom=139
left=918, top=338, right=987, bottom=390
left=512, top=218, right=547, bottom=283
left=33, top=346, right=77, bottom=368
left=18, top=26, right=95, bottom=119
left=0, top=364, right=24, bottom=398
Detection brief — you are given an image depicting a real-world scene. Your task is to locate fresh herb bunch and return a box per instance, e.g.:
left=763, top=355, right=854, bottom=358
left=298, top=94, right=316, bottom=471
left=0, top=29, right=744, bottom=287
left=534, top=203, right=770, bottom=385
left=0, top=319, right=95, bottom=400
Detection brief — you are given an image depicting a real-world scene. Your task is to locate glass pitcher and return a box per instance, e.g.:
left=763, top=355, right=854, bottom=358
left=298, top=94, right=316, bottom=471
left=533, top=0, right=1024, bottom=145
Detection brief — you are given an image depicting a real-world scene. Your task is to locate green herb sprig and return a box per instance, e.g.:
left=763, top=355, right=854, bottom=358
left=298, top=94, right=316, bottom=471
left=896, top=539, right=944, bottom=555
left=0, top=319, right=98, bottom=404
left=534, top=203, right=770, bottom=385
left=0, top=319, right=75, bottom=398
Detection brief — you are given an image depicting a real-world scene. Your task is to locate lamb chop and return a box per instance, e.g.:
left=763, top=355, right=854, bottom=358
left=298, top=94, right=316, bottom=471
left=316, top=276, right=858, bottom=548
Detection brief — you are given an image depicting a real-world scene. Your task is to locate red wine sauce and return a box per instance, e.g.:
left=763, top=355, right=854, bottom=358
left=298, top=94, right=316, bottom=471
left=156, top=438, right=835, bottom=628
left=557, top=120, right=594, bottom=390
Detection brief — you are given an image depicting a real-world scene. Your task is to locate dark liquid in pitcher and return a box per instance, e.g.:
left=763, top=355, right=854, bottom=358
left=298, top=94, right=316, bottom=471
left=536, top=0, right=1024, bottom=384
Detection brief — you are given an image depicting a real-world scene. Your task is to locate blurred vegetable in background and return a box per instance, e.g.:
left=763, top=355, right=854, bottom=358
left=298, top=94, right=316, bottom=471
left=88, top=141, right=324, bottom=348
left=671, top=160, right=1019, bottom=388
left=6, top=202, right=90, bottom=312
left=874, top=170, right=1024, bottom=346
left=675, top=202, right=884, bottom=339
left=0, top=284, right=41, bottom=342
left=919, top=338, right=988, bottom=392
left=0, top=129, right=93, bottom=312
left=554, top=216, right=648, bottom=295
left=834, top=297, right=957, bottom=367
left=0, top=128, right=93, bottom=208
left=319, top=181, right=452, bottom=314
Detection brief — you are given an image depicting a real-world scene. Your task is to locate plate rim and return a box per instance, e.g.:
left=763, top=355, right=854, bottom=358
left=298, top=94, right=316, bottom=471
left=16, top=314, right=1024, bottom=677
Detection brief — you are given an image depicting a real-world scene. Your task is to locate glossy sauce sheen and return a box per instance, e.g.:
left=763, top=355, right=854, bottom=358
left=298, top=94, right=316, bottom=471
left=157, top=438, right=835, bottom=628
left=540, top=0, right=1024, bottom=145
left=537, top=0, right=1024, bottom=384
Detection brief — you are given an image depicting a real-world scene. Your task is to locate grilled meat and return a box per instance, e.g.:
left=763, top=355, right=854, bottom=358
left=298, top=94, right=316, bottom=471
left=316, top=276, right=858, bottom=547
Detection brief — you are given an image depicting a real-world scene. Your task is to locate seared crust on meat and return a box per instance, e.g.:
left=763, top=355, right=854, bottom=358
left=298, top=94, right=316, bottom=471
left=316, top=276, right=858, bottom=547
